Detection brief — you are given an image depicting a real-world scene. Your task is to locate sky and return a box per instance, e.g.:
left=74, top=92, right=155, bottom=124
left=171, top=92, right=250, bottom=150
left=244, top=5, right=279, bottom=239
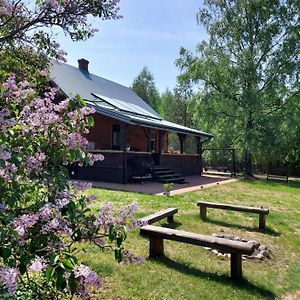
left=56, top=0, right=207, bottom=93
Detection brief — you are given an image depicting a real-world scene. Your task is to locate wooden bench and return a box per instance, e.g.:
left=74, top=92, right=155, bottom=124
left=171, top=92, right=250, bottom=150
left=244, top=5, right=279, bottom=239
left=267, top=173, right=288, bottom=182
left=197, top=201, right=269, bottom=229
left=140, top=225, right=256, bottom=281
left=139, top=208, right=178, bottom=225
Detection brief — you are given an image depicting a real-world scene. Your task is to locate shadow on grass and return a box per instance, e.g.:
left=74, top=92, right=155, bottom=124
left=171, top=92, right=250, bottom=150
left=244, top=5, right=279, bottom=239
left=161, top=221, right=182, bottom=229
left=202, top=218, right=280, bottom=236
left=154, top=256, right=275, bottom=299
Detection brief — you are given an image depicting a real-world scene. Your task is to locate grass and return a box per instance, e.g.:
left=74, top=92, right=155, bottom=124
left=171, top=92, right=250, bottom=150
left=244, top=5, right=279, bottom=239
left=81, top=179, right=300, bottom=300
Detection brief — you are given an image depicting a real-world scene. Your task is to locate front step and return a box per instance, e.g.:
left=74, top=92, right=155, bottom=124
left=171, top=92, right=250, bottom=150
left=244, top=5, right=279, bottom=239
left=160, top=177, right=186, bottom=184
left=151, top=166, right=187, bottom=184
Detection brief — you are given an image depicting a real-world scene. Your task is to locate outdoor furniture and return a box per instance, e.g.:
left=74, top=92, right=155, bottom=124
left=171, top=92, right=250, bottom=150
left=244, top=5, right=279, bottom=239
left=139, top=208, right=178, bottom=225
left=267, top=169, right=289, bottom=182
left=197, top=201, right=269, bottom=229
left=140, top=225, right=256, bottom=281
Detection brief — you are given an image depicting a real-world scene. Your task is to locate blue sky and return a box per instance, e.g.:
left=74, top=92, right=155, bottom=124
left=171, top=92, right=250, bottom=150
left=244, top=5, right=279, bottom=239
left=56, top=0, right=207, bottom=93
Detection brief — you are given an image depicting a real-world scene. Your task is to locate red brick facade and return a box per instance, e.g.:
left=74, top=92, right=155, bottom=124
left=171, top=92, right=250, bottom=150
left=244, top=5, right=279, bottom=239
left=86, top=113, right=168, bottom=152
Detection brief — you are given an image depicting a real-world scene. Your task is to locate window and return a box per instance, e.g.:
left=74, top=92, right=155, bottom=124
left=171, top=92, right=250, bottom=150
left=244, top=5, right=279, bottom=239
left=112, top=124, right=121, bottom=150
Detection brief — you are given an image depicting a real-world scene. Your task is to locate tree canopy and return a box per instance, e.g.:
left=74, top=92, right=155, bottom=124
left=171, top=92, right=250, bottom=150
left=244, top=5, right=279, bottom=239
left=131, top=66, right=161, bottom=112
left=177, top=0, right=300, bottom=175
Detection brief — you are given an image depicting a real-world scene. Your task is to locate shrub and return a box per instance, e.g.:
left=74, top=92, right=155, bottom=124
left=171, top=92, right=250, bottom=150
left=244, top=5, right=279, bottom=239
left=0, top=74, right=144, bottom=299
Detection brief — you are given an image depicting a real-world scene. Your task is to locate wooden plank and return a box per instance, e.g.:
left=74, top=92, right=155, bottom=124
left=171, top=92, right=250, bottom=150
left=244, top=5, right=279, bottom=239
left=197, top=201, right=269, bottom=215
left=139, top=208, right=178, bottom=225
left=140, top=225, right=255, bottom=255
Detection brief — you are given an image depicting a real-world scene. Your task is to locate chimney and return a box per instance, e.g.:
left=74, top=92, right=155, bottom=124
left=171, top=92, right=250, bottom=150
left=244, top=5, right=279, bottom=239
left=78, top=58, right=89, bottom=72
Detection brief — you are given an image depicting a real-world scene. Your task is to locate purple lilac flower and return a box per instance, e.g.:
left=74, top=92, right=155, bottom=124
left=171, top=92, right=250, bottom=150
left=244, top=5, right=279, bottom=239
left=117, top=202, right=139, bottom=228
left=74, top=265, right=102, bottom=288
left=28, top=257, right=48, bottom=272
left=38, top=204, right=53, bottom=221
left=69, top=181, right=92, bottom=192
left=94, top=203, right=114, bottom=231
left=12, top=213, right=39, bottom=239
left=87, top=153, right=105, bottom=166
left=25, top=152, right=46, bottom=172
left=0, top=267, right=18, bottom=295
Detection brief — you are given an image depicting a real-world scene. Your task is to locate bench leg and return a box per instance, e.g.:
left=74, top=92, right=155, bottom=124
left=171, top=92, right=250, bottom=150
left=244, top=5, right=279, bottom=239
left=259, top=214, right=266, bottom=229
left=230, top=253, right=242, bottom=281
left=200, top=206, right=207, bottom=220
left=149, top=236, right=164, bottom=258
left=167, top=215, right=174, bottom=223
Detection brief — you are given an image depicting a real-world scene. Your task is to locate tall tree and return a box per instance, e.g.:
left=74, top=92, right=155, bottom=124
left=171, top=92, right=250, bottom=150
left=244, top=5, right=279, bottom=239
left=177, top=0, right=299, bottom=176
left=131, top=66, right=161, bottom=112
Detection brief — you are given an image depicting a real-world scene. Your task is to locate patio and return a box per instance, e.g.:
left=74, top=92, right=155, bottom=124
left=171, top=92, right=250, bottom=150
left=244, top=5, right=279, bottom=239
left=83, top=174, right=237, bottom=195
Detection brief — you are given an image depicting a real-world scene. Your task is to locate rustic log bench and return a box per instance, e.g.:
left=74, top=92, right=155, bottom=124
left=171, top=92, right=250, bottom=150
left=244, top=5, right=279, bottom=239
left=140, top=225, right=256, bottom=281
left=197, top=201, right=269, bottom=229
left=138, top=208, right=178, bottom=225
left=267, top=172, right=288, bottom=182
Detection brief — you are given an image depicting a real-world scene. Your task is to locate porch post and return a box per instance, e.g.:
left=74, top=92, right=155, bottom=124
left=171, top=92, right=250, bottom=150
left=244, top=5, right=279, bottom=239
left=178, top=133, right=187, bottom=154
left=158, top=130, right=163, bottom=165
left=196, top=136, right=202, bottom=175
left=121, top=124, right=128, bottom=184
left=144, top=128, right=151, bottom=152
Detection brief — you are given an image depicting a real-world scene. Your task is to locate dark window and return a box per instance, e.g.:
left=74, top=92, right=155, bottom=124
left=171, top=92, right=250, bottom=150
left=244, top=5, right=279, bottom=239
left=112, top=125, right=121, bottom=150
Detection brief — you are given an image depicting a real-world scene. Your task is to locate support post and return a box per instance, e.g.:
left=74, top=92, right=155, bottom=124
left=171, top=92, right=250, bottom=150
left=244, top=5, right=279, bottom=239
left=200, top=206, right=207, bottom=219
left=167, top=215, right=174, bottom=224
left=177, top=133, right=187, bottom=154
left=158, top=130, right=163, bottom=165
left=259, top=214, right=266, bottom=229
left=143, top=128, right=151, bottom=152
left=149, top=236, right=164, bottom=257
left=230, top=253, right=242, bottom=281
left=121, top=124, right=128, bottom=184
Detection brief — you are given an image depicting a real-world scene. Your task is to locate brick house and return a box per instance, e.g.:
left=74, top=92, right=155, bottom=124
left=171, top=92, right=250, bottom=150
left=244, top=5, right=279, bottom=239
left=50, top=59, right=212, bottom=183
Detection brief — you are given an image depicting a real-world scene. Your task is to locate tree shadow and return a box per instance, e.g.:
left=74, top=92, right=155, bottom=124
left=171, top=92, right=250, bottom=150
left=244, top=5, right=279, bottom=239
left=202, top=218, right=280, bottom=236
left=153, top=256, right=275, bottom=299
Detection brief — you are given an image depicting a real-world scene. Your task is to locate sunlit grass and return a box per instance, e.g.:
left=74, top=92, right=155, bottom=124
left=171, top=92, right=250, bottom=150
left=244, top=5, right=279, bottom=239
left=82, top=179, right=300, bottom=299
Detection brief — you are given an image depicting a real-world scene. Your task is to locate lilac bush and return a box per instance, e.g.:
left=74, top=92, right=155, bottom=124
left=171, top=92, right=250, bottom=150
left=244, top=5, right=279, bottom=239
left=0, top=74, right=144, bottom=299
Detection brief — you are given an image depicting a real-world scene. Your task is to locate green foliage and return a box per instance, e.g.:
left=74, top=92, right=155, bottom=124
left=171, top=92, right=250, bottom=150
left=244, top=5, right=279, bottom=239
left=131, top=66, right=161, bottom=112
left=177, top=0, right=300, bottom=175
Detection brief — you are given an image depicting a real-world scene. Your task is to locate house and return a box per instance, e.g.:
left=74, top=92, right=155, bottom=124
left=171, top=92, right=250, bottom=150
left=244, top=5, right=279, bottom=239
left=50, top=59, right=213, bottom=183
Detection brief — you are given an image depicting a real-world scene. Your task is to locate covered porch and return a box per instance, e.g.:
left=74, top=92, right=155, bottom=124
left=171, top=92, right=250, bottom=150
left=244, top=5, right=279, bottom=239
left=73, top=113, right=212, bottom=183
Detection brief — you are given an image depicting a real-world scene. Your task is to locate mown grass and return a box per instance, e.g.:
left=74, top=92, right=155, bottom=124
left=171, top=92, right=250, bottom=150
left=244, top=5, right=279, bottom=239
left=81, top=179, right=300, bottom=300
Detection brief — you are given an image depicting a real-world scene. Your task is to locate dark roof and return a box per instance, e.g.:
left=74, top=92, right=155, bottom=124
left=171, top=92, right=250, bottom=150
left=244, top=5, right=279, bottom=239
left=50, top=61, right=212, bottom=138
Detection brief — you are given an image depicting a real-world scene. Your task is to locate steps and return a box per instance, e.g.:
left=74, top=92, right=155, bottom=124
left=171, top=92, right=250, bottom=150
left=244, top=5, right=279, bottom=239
left=151, top=166, right=186, bottom=184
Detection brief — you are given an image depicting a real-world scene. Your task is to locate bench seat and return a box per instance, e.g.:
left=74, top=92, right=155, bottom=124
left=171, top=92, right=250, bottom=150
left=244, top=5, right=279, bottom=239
left=139, top=208, right=178, bottom=225
left=140, top=225, right=256, bottom=281
left=197, top=201, right=269, bottom=229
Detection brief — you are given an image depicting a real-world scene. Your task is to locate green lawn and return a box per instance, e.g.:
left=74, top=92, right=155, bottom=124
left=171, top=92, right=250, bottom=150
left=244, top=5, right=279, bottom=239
left=82, top=179, right=300, bottom=300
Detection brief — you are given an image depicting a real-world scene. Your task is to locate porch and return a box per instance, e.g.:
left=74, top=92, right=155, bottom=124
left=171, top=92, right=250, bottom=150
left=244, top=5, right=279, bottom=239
left=73, top=150, right=202, bottom=183
left=73, top=113, right=212, bottom=183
